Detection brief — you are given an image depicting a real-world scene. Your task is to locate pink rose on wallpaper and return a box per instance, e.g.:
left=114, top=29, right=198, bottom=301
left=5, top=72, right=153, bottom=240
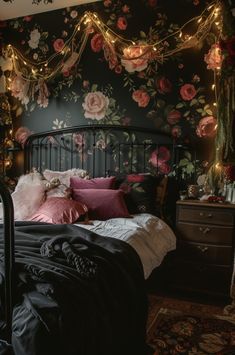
left=132, top=89, right=150, bottom=107
left=127, top=175, right=145, bottom=183
left=15, top=127, right=32, bottom=147
left=204, top=43, right=222, bottom=70
left=73, top=133, right=85, bottom=151
left=156, top=77, right=172, bottom=94
left=103, top=43, right=118, bottom=70
left=180, top=84, right=196, bottom=101
left=91, top=33, right=104, bottom=53
left=82, top=91, right=109, bottom=120
left=196, top=116, right=217, bottom=138
left=149, top=147, right=171, bottom=174
left=121, top=46, right=149, bottom=73
left=117, top=17, right=127, bottom=30
left=53, top=38, right=64, bottom=52
left=167, top=110, right=181, bottom=125
left=171, top=126, right=182, bottom=138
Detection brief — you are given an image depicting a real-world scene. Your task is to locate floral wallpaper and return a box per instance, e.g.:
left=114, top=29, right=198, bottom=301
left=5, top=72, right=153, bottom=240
left=1, top=0, right=231, bottom=180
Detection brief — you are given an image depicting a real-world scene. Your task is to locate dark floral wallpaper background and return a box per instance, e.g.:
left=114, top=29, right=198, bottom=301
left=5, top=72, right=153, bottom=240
left=1, top=0, right=230, bottom=179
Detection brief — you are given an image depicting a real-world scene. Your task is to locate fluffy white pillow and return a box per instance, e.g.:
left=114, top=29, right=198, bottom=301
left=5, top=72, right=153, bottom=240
left=43, top=168, right=88, bottom=187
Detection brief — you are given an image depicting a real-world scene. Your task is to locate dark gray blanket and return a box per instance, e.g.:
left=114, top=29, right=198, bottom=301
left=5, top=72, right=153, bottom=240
left=0, top=222, right=148, bottom=355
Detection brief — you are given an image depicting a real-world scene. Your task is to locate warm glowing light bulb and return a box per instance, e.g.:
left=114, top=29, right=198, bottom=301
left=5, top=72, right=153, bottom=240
left=212, top=84, right=215, bottom=90
left=213, top=102, right=217, bottom=106
left=23, top=61, right=27, bottom=65
left=197, top=17, right=202, bottom=23
left=153, top=46, right=157, bottom=51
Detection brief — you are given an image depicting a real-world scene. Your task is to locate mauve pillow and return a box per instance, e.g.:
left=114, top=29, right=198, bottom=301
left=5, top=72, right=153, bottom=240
left=70, top=176, right=116, bottom=189
left=72, top=189, right=130, bottom=220
left=29, top=197, right=88, bottom=224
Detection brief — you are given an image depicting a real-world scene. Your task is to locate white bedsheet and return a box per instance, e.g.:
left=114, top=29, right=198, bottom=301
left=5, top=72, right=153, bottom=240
left=75, top=213, right=176, bottom=279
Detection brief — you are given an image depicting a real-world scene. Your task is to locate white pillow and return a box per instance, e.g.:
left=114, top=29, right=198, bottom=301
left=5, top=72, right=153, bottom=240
left=43, top=168, right=88, bottom=187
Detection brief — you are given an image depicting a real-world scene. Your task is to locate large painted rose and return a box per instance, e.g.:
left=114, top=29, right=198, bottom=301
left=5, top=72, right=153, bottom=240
left=180, top=84, right=197, bottom=101
left=204, top=43, right=223, bottom=70
left=132, top=89, right=150, bottom=107
left=82, top=91, right=109, bottom=120
left=10, top=75, right=30, bottom=106
left=156, top=77, right=172, bottom=94
left=91, top=33, right=104, bottom=53
left=15, top=126, right=32, bottom=147
left=121, top=46, right=149, bottom=73
left=28, top=29, right=40, bottom=49
left=196, top=116, right=217, bottom=138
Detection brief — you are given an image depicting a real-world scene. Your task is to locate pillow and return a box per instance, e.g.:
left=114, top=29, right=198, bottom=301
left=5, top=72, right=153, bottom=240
left=116, top=174, right=162, bottom=215
left=70, top=176, right=116, bottom=189
left=12, top=171, right=46, bottom=221
left=43, top=168, right=88, bottom=187
left=72, top=189, right=130, bottom=220
left=29, top=197, right=88, bottom=224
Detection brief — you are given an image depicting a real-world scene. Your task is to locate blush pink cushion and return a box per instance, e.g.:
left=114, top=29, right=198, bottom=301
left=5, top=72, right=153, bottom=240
left=70, top=176, right=116, bottom=189
left=72, top=189, right=130, bottom=220
left=29, top=197, right=88, bottom=224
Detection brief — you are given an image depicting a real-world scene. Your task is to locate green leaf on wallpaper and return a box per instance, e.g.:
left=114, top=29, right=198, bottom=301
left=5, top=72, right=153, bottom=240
left=41, top=32, right=49, bottom=39
left=91, top=84, right=98, bottom=92
left=183, top=111, right=190, bottom=117
left=196, top=108, right=203, bottom=113
left=190, top=99, right=197, bottom=106
left=206, top=109, right=213, bottom=115
left=176, top=103, right=184, bottom=108
left=198, top=99, right=206, bottom=104
left=178, top=158, right=189, bottom=167
left=111, top=115, right=120, bottom=121
left=186, top=163, right=194, bottom=174
left=184, top=151, right=192, bottom=160
left=140, top=31, right=146, bottom=39
left=110, top=14, right=116, bottom=20
left=108, top=98, right=115, bottom=107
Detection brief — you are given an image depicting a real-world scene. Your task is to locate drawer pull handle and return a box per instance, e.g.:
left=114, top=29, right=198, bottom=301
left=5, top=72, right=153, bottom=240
left=199, top=212, right=204, bottom=217
left=199, top=212, right=213, bottom=218
left=207, top=213, right=213, bottom=218
left=199, top=227, right=211, bottom=234
left=197, top=246, right=208, bottom=252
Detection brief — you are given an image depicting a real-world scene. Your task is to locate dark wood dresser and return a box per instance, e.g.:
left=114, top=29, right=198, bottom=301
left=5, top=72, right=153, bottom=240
left=174, top=200, right=235, bottom=299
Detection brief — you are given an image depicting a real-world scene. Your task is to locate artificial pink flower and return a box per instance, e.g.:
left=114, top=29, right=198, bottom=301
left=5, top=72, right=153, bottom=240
left=180, top=83, right=197, bottom=101
left=104, top=0, right=112, bottom=7
left=204, top=43, right=223, bottom=70
left=53, top=38, right=64, bottom=52
left=23, top=16, right=32, bottom=22
left=132, top=89, right=150, bottom=107
left=171, top=126, right=182, bottom=138
left=149, top=147, right=171, bottom=174
left=117, top=17, right=127, bottom=30
left=196, top=116, right=217, bottom=138
left=122, top=46, right=149, bottom=73
left=122, top=5, right=130, bottom=13
left=90, top=33, right=104, bottom=53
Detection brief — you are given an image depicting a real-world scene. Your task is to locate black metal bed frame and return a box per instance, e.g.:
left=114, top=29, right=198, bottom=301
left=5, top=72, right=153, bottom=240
left=24, top=124, right=175, bottom=177
left=1, top=124, right=181, bottom=348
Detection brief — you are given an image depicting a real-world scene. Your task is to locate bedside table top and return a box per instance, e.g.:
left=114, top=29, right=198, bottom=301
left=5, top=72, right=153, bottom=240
left=176, top=199, right=235, bottom=209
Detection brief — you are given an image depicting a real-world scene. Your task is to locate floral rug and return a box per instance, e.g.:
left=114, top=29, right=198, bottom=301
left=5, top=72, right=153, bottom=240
left=147, top=295, right=235, bottom=354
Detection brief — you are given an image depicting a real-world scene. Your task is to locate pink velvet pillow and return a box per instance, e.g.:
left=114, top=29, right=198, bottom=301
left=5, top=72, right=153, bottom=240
left=29, top=197, right=88, bottom=224
left=72, top=189, right=130, bottom=220
left=70, top=176, right=116, bottom=189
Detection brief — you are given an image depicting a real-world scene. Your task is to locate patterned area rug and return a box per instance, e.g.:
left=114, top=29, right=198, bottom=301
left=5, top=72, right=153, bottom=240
left=147, top=294, right=235, bottom=355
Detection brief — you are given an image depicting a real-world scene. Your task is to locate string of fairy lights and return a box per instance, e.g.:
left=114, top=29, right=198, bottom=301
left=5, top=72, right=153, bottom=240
left=3, top=0, right=222, bottom=87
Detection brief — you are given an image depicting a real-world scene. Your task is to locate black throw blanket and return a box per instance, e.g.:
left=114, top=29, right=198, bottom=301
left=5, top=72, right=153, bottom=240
left=0, top=222, right=148, bottom=355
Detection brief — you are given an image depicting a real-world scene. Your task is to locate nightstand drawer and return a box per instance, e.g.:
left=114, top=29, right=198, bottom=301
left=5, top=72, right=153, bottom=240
left=177, top=241, right=233, bottom=265
left=178, top=206, right=234, bottom=225
left=177, top=222, right=233, bottom=245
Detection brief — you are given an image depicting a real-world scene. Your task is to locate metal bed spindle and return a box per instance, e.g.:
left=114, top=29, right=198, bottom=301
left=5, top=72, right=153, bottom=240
left=0, top=179, right=15, bottom=346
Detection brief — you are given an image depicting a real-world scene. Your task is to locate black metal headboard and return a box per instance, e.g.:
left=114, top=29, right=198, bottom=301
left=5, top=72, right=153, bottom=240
left=24, top=124, right=176, bottom=177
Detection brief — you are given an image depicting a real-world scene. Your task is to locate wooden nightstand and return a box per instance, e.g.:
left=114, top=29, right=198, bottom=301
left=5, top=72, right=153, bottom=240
left=173, top=200, right=235, bottom=299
